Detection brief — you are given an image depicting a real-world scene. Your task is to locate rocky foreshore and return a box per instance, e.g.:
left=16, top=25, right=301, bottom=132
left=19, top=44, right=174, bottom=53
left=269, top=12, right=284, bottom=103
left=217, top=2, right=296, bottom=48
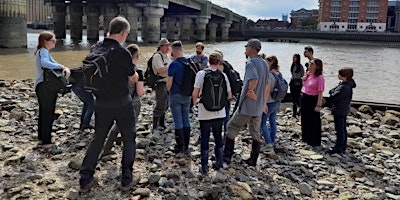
left=1, top=79, right=400, bottom=200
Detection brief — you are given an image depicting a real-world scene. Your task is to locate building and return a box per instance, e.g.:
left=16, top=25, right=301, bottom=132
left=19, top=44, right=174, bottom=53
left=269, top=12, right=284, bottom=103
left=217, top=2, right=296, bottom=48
left=387, top=0, right=400, bottom=32
left=318, top=0, right=388, bottom=32
left=290, top=8, right=319, bottom=30
left=254, top=19, right=290, bottom=30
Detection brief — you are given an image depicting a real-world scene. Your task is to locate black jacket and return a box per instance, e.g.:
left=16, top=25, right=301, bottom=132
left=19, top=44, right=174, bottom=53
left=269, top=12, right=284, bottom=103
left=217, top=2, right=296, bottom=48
left=328, top=79, right=356, bottom=116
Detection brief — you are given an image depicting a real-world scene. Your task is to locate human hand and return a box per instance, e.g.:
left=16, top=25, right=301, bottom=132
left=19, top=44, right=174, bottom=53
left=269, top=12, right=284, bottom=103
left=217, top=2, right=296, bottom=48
left=246, top=90, right=257, bottom=101
left=62, top=67, right=71, bottom=79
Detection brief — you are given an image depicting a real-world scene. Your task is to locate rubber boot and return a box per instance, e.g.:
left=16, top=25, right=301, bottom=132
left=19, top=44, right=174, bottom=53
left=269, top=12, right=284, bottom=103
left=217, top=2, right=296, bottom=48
left=158, top=114, right=166, bottom=130
left=183, top=127, right=191, bottom=153
left=223, top=137, right=235, bottom=165
left=199, top=150, right=209, bottom=175
left=212, top=147, right=224, bottom=170
left=292, top=104, right=298, bottom=118
left=173, top=129, right=184, bottom=153
left=152, top=116, right=160, bottom=131
left=244, top=140, right=261, bottom=167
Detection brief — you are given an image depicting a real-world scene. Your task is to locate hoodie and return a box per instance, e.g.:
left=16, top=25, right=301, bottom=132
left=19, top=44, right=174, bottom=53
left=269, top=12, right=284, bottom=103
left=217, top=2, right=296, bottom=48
left=328, top=79, right=356, bottom=116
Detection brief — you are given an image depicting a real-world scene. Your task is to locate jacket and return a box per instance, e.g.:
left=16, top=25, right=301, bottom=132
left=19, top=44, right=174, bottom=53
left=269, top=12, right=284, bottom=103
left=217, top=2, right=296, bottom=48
left=328, top=79, right=356, bottom=116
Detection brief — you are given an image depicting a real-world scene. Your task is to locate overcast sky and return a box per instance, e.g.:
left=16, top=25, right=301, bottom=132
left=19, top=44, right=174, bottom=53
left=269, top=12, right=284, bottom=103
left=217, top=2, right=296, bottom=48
left=210, top=0, right=319, bottom=21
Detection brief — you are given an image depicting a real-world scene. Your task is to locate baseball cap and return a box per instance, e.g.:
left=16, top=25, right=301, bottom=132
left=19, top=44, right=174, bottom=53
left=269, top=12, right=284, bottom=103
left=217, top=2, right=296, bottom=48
left=209, top=51, right=223, bottom=61
left=158, top=38, right=170, bottom=47
left=245, top=38, right=261, bottom=51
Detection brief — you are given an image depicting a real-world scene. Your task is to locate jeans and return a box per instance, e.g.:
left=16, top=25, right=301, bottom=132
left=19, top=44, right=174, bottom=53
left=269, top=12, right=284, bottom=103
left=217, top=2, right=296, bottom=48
left=200, top=118, right=224, bottom=151
left=72, top=80, right=95, bottom=127
left=169, top=93, right=191, bottom=129
left=224, top=99, right=231, bottom=132
left=80, top=102, right=136, bottom=187
left=261, top=101, right=281, bottom=144
left=153, top=82, right=169, bottom=118
left=334, top=115, right=347, bottom=153
left=35, top=81, right=58, bottom=145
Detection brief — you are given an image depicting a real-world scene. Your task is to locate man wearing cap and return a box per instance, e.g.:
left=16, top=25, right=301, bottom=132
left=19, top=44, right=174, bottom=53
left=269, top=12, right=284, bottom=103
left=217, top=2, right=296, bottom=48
left=152, top=38, right=172, bottom=131
left=192, top=51, right=232, bottom=174
left=190, top=42, right=208, bottom=70
left=223, top=38, right=268, bottom=167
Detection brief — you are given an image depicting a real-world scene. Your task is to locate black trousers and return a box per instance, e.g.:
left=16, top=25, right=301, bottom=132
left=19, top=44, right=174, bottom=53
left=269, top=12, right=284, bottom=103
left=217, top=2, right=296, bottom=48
left=301, top=93, right=321, bottom=146
left=35, top=82, right=58, bottom=145
left=80, top=102, right=137, bottom=187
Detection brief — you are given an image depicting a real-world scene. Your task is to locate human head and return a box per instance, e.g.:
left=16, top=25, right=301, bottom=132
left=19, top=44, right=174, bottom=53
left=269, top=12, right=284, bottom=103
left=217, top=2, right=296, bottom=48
left=245, top=38, right=261, bottom=57
left=266, top=55, right=279, bottom=70
left=158, top=38, right=171, bottom=54
left=304, top=46, right=314, bottom=59
left=171, top=40, right=183, bottom=58
left=309, top=58, right=323, bottom=76
left=126, top=43, right=140, bottom=59
left=293, top=54, right=301, bottom=65
left=260, top=53, right=267, bottom=60
left=338, top=67, right=353, bottom=81
left=195, top=42, right=205, bottom=55
left=35, top=31, right=56, bottom=55
left=209, top=51, right=223, bottom=65
left=108, top=16, right=130, bottom=43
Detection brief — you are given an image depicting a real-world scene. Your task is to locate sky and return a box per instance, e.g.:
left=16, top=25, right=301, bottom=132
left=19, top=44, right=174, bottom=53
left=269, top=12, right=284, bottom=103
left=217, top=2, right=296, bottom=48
left=210, top=0, right=319, bottom=21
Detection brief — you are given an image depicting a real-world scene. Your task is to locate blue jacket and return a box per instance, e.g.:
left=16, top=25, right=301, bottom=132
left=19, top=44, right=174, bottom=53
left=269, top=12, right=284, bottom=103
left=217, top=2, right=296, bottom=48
left=328, top=79, right=356, bottom=116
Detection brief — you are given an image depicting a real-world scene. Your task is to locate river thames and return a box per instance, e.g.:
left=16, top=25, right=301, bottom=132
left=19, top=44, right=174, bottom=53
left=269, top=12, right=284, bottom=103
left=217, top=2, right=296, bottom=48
left=0, top=31, right=399, bottom=104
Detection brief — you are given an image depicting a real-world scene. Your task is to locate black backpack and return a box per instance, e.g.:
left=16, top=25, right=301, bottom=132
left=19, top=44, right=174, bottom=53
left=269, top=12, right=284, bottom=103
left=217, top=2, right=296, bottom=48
left=144, top=53, right=164, bottom=89
left=175, top=58, right=201, bottom=96
left=81, top=42, right=118, bottom=93
left=200, top=69, right=228, bottom=111
left=222, top=61, right=243, bottom=95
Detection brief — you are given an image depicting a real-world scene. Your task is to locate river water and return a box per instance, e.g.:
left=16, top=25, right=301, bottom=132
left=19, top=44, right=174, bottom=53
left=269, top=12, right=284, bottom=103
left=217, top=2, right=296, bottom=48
left=1, top=31, right=399, bottom=104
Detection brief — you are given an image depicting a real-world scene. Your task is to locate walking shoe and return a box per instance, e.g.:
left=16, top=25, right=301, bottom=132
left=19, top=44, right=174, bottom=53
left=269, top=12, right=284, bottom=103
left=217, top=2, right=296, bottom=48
left=119, top=181, right=136, bottom=192
left=79, top=177, right=98, bottom=193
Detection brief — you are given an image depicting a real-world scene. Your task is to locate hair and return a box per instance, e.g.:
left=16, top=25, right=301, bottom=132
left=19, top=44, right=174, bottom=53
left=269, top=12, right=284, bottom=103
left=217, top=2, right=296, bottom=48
left=260, top=53, right=267, bottom=59
left=313, top=58, right=323, bottom=76
left=35, top=31, right=55, bottom=55
left=266, top=55, right=279, bottom=70
left=171, top=40, right=182, bottom=51
left=195, top=42, right=204, bottom=50
left=304, top=46, right=314, bottom=54
left=291, top=54, right=301, bottom=73
left=126, top=44, right=140, bottom=57
left=108, top=16, right=130, bottom=35
left=209, top=58, right=220, bottom=65
left=338, top=67, right=353, bottom=80
left=214, top=49, right=224, bottom=58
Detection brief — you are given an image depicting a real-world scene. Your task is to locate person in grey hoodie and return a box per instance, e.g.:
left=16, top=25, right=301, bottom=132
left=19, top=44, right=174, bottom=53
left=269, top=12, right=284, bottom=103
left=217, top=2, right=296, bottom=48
left=326, top=67, right=356, bottom=154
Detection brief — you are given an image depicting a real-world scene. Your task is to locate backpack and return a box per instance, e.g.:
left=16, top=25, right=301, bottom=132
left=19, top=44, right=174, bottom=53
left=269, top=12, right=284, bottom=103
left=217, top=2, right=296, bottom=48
left=175, top=58, right=201, bottom=96
left=81, top=42, right=118, bottom=93
left=144, top=53, right=164, bottom=89
left=270, top=72, right=288, bottom=101
left=222, top=61, right=243, bottom=95
left=200, top=69, right=228, bottom=111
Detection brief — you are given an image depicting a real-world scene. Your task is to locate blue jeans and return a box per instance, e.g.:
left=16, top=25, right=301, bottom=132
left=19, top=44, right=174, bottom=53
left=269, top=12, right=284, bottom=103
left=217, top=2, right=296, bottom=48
left=72, top=80, right=95, bottom=127
left=200, top=118, right=224, bottom=151
left=169, top=93, right=191, bottom=129
left=261, top=101, right=281, bottom=144
left=334, top=115, right=347, bottom=153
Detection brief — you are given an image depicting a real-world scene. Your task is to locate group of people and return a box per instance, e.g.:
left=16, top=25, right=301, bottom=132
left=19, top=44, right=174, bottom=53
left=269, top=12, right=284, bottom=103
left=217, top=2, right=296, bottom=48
left=34, top=16, right=356, bottom=193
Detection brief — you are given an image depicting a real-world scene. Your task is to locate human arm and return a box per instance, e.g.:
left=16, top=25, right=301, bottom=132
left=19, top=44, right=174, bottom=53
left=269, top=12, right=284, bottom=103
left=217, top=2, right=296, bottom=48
left=245, top=79, right=258, bottom=101
left=39, top=49, right=71, bottom=79
left=166, top=76, right=173, bottom=91
left=192, top=87, right=200, bottom=105
left=136, top=69, right=145, bottom=97
left=128, top=71, right=139, bottom=83
left=315, top=91, right=324, bottom=112
left=153, top=53, right=169, bottom=75
left=264, top=80, right=271, bottom=114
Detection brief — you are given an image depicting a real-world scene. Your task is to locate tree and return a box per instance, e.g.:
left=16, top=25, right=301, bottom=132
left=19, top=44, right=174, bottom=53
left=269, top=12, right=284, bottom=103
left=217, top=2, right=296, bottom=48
left=301, top=17, right=318, bottom=30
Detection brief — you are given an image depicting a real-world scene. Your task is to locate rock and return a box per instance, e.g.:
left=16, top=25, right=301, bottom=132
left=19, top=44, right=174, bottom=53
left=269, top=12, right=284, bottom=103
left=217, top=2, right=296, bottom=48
left=299, top=183, right=313, bottom=196
left=148, top=173, right=161, bottom=184
left=358, top=105, right=374, bottom=114
left=382, top=113, right=400, bottom=126
left=68, top=159, right=82, bottom=170
left=9, top=108, right=25, bottom=121
left=132, top=188, right=151, bottom=197
left=348, top=126, right=363, bottom=137
left=228, top=183, right=256, bottom=200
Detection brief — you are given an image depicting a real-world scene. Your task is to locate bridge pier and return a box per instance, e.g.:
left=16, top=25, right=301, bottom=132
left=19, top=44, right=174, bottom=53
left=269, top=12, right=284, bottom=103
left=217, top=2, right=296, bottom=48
left=180, top=17, right=193, bottom=41
left=86, top=5, right=100, bottom=41
left=165, top=17, right=177, bottom=40
left=0, top=0, right=27, bottom=48
left=53, top=5, right=66, bottom=39
left=102, top=4, right=119, bottom=37
left=196, top=17, right=209, bottom=41
left=208, top=22, right=218, bottom=42
left=119, top=4, right=140, bottom=42
left=143, top=7, right=164, bottom=43
left=69, top=1, right=83, bottom=41
left=221, top=22, right=232, bottom=41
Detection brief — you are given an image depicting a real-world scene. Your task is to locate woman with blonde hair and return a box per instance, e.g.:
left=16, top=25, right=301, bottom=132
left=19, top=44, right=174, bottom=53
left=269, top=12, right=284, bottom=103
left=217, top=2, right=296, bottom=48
left=34, top=31, right=70, bottom=153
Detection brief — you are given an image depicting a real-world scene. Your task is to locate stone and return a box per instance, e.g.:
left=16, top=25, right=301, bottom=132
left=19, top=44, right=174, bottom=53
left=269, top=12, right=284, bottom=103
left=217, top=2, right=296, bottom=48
left=298, top=183, right=313, bottom=196
left=132, top=188, right=151, bottom=197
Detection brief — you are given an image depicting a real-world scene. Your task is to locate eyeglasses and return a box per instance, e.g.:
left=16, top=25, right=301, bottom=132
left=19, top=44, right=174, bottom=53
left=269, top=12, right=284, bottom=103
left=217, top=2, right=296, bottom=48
left=48, top=39, right=56, bottom=43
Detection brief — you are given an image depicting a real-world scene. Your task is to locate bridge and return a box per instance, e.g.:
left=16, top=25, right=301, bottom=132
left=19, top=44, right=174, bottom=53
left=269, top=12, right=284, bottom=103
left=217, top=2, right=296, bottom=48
left=0, top=0, right=246, bottom=48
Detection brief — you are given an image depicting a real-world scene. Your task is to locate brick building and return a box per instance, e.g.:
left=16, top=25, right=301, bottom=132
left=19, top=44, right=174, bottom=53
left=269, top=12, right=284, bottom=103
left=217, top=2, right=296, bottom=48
left=318, top=0, right=388, bottom=32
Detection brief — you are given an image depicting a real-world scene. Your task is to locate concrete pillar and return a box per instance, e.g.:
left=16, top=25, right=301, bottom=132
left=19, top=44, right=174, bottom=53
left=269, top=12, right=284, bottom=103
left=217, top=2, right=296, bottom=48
left=165, top=17, right=177, bottom=40
left=86, top=5, right=100, bottom=41
left=208, top=22, right=218, bottom=42
left=53, top=5, right=67, bottom=39
left=69, top=2, right=83, bottom=41
left=0, top=0, right=27, bottom=48
left=195, top=17, right=209, bottom=41
left=396, top=12, right=400, bottom=32
left=102, top=4, right=119, bottom=36
left=143, top=7, right=164, bottom=43
left=221, top=22, right=232, bottom=41
left=119, top=5, right=141, bottom=42
left=180, top=17, right=192, bottom=41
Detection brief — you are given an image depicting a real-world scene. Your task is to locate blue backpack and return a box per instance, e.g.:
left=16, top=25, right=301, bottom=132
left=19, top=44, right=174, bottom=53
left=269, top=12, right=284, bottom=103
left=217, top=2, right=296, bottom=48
left=270, top=72, right=288, bottom=101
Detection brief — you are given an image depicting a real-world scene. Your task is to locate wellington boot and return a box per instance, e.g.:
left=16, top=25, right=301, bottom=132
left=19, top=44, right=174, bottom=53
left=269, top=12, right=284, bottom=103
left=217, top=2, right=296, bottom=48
left=223, top=137, right=235, bottom=165
left=244, top=140, right=261, bottom=167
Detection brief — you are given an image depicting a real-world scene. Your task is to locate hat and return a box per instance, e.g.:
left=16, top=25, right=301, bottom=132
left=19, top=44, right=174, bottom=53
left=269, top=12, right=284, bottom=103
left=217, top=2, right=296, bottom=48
left=209, top=51, right=223, bottom=61
left=245, top=38, right=261, bottom=51
left=158, top=38, right=170, bottom=47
